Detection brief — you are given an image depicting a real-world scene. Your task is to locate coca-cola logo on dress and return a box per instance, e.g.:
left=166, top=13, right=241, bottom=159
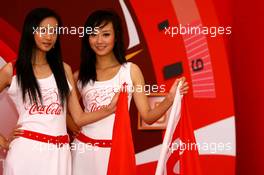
left=84, top=87, right=116, bottom=112
left=24, top=88, right=62, bottom=115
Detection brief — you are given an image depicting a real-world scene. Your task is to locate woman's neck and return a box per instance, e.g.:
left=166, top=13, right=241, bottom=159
left=96, top=53, right=119, bottom=69
left=32, top=49, right=48, bottom=65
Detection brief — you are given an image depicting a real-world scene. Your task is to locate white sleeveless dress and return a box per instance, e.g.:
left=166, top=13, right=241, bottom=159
left=72, top=62, right=133, bottom=175
left=3, top=74, right=72, bottom=175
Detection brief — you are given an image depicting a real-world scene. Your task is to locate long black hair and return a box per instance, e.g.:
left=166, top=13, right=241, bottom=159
left=78, top=10, right=127, bottom=87
left=16, top=8, right=69, bottom=105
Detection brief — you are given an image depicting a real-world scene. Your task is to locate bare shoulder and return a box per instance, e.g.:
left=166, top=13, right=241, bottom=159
left=0, top=62, right=13, bottom=85
left=63, top=62, right=73, bottom=78
left=0, top=62, right=13, bottom=77
left=63, top=62, right=72, bottom=73
left=130, top=62, right=144, bottom=84
left=73, top=70, right=79, bottom=82
left=130, top=62, right=142, bottom=75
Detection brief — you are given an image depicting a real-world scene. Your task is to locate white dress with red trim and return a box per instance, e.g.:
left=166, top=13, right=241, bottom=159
left=72, top=62, right=133, bottom=175
left=3, top=73, right=72, bottom=175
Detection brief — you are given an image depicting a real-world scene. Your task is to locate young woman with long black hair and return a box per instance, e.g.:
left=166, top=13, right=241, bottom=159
left=0, top=8, right=117, bottom=175
left=70, top=10, right=189, bottom=175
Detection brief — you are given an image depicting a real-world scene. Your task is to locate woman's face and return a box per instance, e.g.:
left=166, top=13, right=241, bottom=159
left=89, top=22, right=115, bottom=57
left=34, top=17, right=58, bottom=52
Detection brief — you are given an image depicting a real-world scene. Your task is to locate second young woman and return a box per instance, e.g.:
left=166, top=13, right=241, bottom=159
left=70, top=10, right=189, bottom=175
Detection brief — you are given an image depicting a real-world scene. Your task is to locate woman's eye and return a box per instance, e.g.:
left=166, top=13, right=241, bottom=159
left=90, top=33, right=97, bottom=37
left=103, top=33, right=110, bottom=37
left=40, top=28, right=47, bottom=33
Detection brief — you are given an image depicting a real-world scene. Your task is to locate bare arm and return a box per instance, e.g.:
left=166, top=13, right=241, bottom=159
left=0, top=62, right=13, bottom=92
left=0, top=134, right=9, bottom=149
left=0, top=63, right=14, bottom=147
left=66, top=70, right=80, bottom=133
left=131, top=63, right=188, bottom=124
left=66, top=112, right=80, bottom=135
left=63, top=63, right=118, bottom=127
left=73, top=70, right=81, bottom=100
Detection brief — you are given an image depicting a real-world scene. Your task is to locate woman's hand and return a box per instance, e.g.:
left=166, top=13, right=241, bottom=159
left=0, top=135, right=9, bottom=150
left=167, top=77, right=189, bottom=103
left=179, top=77, right=189, bottom=95
left=66, top=114, right=81, bottom=138
left=8, top=125, right=24, bottom=143
left=106, top=92, right=120, bottom=113
left=0, top=125, right=23, bottom=151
